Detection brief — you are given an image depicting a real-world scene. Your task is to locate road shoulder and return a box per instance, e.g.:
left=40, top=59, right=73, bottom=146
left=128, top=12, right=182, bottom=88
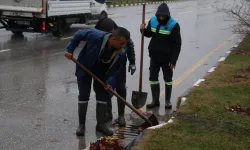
left=132, top=35, right=250, bottom=150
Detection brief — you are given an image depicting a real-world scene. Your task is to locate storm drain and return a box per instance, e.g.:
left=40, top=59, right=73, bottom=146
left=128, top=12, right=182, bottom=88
left=113, top=124, right=141, bottom=149
left=89, top=124, right=142, bottom=150
left=114, top=124, right=140, bottom=138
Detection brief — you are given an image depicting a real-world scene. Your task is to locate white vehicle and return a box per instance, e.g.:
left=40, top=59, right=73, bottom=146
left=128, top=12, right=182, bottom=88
left=0, top=0, right=108, bottom=37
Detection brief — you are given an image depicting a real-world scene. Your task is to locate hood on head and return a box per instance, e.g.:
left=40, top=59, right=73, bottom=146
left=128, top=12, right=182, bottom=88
left=95, top=18, right=117, bottom=32
left=155, top=3, right=170, bottom=17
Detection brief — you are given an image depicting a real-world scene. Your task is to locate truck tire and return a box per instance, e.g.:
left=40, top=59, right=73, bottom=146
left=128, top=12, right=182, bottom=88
left=52, top=19, right=65, bottom=38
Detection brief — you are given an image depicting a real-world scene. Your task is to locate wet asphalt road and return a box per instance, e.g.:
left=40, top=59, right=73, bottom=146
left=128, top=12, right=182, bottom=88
left=0, top=0, right=240, bottom=149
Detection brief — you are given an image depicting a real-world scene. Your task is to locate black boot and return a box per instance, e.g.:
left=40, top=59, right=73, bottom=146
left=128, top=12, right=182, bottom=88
left=76, top=102, right=88, bottom=136
left=146, top=84, right=160, bottom=109
left=117, top=97, right=126, bottom=127
left=165, top=84, right=172, bottom=109
left=106, top=99, right=113, bottom=123
left=96, top=102, right=114, bottom=136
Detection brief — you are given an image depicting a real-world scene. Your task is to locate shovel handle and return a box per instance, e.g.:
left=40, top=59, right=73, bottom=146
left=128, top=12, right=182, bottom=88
left=139, top=3, right=146, bottom=92
left=71, top=57, right=153, bottom=126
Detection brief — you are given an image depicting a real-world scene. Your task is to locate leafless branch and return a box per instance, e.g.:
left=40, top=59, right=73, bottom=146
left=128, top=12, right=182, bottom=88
left=216, top=0, right=250, bottom=35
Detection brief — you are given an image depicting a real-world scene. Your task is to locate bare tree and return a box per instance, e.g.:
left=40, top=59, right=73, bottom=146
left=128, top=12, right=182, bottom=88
left=217, top=0, right=250, bottom=36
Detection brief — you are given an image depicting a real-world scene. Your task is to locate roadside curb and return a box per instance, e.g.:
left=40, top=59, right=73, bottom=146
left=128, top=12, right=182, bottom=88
left=177, top=37, right=243, bottom=108
left=107, top=0, right=193, bottom=8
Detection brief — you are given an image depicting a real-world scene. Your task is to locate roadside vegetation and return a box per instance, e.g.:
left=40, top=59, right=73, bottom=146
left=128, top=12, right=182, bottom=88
left=133, top=0, right=250, bottom=148
left=133, top=34, right=250, bottom=150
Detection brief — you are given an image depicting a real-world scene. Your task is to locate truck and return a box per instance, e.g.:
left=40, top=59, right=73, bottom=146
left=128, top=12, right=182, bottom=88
left=0, top=0, right=108, bottom=37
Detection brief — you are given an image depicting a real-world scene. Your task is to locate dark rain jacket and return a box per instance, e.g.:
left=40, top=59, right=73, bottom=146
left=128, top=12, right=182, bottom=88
left=66, top=28, right=126, bottom=92
left=95, top=17, right=136, bottom=66
left=141, top=3, right=182, bottom=65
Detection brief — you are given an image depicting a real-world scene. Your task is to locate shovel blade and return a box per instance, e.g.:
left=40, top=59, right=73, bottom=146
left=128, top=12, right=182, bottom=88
left=140, top=114, right=159, bottom=130
left=131, top=91, right=148, bottom=109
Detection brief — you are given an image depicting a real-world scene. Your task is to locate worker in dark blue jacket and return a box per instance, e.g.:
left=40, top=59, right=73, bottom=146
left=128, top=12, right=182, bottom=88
left=65, top=27, right=130, bottom=136
left=95, top=17, right=136, bottom=127
left=140, top=3, right=182, bottom=109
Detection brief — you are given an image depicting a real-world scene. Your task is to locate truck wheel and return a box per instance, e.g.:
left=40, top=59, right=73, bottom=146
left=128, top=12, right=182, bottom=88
left=52, top=19, right=65, bottom=38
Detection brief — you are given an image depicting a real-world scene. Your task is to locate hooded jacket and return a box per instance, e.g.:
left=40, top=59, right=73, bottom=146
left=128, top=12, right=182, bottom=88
left=141, top=3, right=182, bottom=65
left=95, top=17, right=136, bottom=66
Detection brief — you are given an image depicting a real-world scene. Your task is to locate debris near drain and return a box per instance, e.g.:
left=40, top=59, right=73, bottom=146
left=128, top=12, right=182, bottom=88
left=89, top=136, right=124, bottom=150
left=246, top=67, right=250, bottom=72
left=231, top=49, right=250, bottom=56
left=234, top=74, right=247, bottom=79
left=224, top=105, right=250, bottom=116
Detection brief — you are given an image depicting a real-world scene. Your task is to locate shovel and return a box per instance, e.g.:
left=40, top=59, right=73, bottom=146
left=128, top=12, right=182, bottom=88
left=71, top=57, right=159, bottom=129
left=131, top=3, right=148, bottom=109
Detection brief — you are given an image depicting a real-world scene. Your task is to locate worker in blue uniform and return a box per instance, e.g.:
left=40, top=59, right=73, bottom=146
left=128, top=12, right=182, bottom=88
left=65, top=27, right=130, bottom=136
left=140, top=3, right=182, bottom=109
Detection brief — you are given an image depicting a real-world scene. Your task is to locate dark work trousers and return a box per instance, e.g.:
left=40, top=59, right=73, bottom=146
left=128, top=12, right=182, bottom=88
left=116, top=65, right=127, bottom=115
left=106, top=64, right=127, bottom=118
left=149, top=59, right=173, bottom=85
left=77, top=73, right=111, bottom=104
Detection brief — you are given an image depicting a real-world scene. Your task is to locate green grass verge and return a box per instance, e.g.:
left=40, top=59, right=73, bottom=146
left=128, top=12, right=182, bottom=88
left=133, top=35, right=250, bottom=150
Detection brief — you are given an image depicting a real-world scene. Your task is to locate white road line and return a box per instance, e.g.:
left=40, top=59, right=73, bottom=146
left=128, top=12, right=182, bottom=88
left=148, top=117, right=175, bottom=129
left=109, top=13, right=121, bottom=16
left=204, top=6, right=212, bottom=9
left=167, top=117, right=174, bottom=123
left=0, top=49, right=11, bottom=53
left=61, top=36, right=72, bottom=40
left=178, top=11, right=193, bottom=15
left=233, top=44, right=238, bottom=48
left=208, top=67, right=216, bottom=73
left=193, top=79, right=205, bottom=86
left=181, top=97, right=187, bottom=103
left=218, top=57, right=226, bottom=62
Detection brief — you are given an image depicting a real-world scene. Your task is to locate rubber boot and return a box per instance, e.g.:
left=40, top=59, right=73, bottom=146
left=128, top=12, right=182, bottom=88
left=96, top=102, right=114, bottom=136
left=117, top=97, right=126, bottom=127
left=76, top=102, right=88, bottom=136
left=146, top=84, right=160, bottom=109
left=106, top=99, right=113, bottom=123
left=165, top=84, right=172, bottom=109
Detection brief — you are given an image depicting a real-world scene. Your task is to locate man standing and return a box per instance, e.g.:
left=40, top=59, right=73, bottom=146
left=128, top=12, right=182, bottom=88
left=95, top=17, right=136, bottom=127
left=140, top=3, right=182, bottom=109
left=64, top=27, right=130, bottom=136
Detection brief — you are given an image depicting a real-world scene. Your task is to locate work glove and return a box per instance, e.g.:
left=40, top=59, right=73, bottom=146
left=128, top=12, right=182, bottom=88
left=128, top=64, right=136, bottom=75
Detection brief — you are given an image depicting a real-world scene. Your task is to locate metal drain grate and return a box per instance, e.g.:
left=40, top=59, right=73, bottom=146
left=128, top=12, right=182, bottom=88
left=113, top=124, right=141, bottom=148
left=88, top=124, right=142, bottom=150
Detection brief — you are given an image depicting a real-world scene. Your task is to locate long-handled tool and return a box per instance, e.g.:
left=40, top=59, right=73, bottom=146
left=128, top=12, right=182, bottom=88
left=131, top=3, right=148, bottom=109
left=71, top=57, right=159, bottom=129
